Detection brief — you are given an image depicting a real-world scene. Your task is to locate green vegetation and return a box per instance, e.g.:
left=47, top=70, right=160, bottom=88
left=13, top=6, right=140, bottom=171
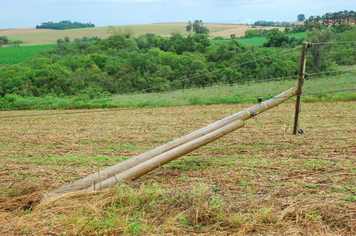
left=288, top=32, right=308, bottom=39
left=246, top=27, right=307, bottom=38
left=0, top=24, right=355, bottom=111
left=36, top=20, right=95, bottom=30
left=237, top=37, right=267, bottom=46
left=0, top=36, right=22, bottom=47
left=305, top=10, right=355, bottom=28
left=252, top=20, right=292, bottom=27
left=297, top=14, right=306, bottom=22
left=1, top=72, right=354, bottom=111
left=0, top=36, right=9, bottom=47
left=213, top=32, right=307, bottom=46
left=186, top=20, right=210, bottom=34
left=0, top=44, right=55, bottom=64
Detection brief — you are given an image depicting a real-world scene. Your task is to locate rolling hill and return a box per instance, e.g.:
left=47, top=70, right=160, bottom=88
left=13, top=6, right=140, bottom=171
left=0, top=23, right=278, bottom=46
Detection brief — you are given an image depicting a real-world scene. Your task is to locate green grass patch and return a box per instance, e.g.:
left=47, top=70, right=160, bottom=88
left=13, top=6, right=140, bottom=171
left=287, top=32, right=308, bottom=39
left=238, top=37, right=267, bottom=46
left=107, top=72, right=356, bottom=107
left=212, top=32, right=307, bottom=46
left=0, top=44, right=55, bottom=64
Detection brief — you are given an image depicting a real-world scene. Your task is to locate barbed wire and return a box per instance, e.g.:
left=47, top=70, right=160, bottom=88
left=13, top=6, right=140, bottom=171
left=312, top=41, right=356, bottom=45
left=136, top=47, right=301, bottom=94
left=119, top=75, right=299, bottom=98
left=1, top=88, right=355, bottom=120
left=1, top=41, right=355, bottom=113
left=0, top=47, right=303, bottom=112
left=2, top=66, right=355, bottom=112
left=0, top=74, right=300, bottom=112
left=306, top=68, right=356, bottom=77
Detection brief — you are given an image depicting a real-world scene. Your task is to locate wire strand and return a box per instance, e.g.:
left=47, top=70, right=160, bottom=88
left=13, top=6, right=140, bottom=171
left=134, top=47, right=301, bottom=94
left=1, top=88, right=355, bottom=120
left=312, top=41, right=356, bottom=45
left=0, top=74, right=301, bottom=112
left=307, top=68, right=356, bottom=77
left=3, top=66, right=355, bottom=112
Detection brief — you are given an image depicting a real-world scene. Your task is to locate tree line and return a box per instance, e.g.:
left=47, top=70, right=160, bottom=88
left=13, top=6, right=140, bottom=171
left=252, top=21, right=294, bottom=27
left=0, top=26, right=355, bottom=109
left=36, top=20, right=95, bottom=30
left=304, top=10, right=355, bottom=28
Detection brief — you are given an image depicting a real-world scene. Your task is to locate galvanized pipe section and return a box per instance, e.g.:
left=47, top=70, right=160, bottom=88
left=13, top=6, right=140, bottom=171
left=87, top=120, right=245, bottom=190
left=49, top=87, right=297, bottom=195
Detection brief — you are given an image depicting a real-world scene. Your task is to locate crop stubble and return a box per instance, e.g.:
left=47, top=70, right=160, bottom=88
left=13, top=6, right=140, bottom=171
left=0, top=102, right=355, bottom=235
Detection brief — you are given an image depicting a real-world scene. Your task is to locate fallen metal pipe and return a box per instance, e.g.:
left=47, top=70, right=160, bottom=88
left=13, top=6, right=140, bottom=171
left=49, top=87, right=297, bottom=194
left=87, top=120, right=245, bottom=190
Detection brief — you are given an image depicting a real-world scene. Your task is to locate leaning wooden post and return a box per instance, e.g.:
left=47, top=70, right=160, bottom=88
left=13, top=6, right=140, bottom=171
left=293, top=42, right=311, bottom=135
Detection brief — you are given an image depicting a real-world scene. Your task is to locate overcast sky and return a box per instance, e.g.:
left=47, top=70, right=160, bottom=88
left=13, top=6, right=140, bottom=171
left=0, top=0, right=354, bottom=29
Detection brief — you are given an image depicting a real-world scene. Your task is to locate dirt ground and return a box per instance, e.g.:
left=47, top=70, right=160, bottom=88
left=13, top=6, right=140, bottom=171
left=0, top=102, right=355, bottom=235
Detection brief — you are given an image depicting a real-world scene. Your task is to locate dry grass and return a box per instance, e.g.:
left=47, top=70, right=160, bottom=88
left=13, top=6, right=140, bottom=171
left=1, top=23, right=279, bottom=46
left=0, top=102, right=355, bottom=235
left=0, top=28, right=53, bottom=36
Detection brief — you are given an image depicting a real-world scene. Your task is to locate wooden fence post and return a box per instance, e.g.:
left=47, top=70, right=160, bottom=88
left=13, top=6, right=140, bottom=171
left=293, top=42, right=310, bottom=135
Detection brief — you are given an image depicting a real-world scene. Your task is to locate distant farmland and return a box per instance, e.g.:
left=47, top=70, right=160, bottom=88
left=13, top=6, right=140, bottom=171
left=0, top=28, right=306, bottom=65
left=212, top=32, right=307, bottom=46
left=0, top=23, right=278, bottom=46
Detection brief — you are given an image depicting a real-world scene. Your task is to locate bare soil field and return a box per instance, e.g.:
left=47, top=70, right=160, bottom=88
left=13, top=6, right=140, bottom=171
left=0, top=23, right=278, bottom=46
left=0, top=28, right=53, bottom=35
left=0, top=102, right=355, bottom=235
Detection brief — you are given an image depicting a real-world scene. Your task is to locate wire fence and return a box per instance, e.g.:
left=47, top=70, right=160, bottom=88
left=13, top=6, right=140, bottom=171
left=1, top=67, right=355, bottom=112
left=312, top=41, right=356, bottom=45
left=0, top=41, right=355, bottom=119
left=1, top=87, right=355, bottom=120
left=0, top=47, right=304, bottom=112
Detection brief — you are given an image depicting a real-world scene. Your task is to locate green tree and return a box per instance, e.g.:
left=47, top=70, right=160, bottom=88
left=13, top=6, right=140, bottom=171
left=186, top=20, right=192, bottom=33
left=307, top=29, right=334, bottom=72
left=297, top=14, right=306, bottom=21
left=263, top=28, right=289, bottom=47
left=36, top=20, right=95, bottom=30
left=335, top=23, right=352, bottom=33
left=0, top=36, right=9, bottom=44
left=192, top=20, right=210, bottom=34
left=245, top=29, right=261, bottom=38
left=4, top=76, right=25, bottom=95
